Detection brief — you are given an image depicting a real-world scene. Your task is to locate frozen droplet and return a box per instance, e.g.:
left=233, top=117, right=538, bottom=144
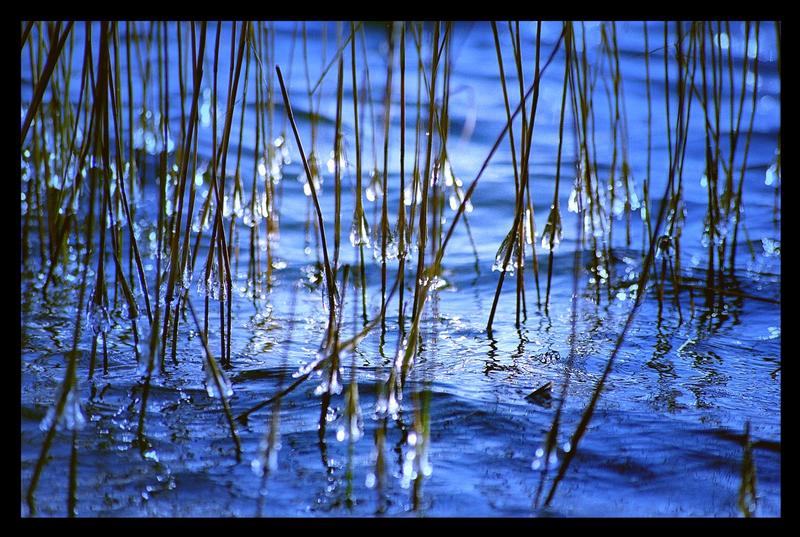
left=523, top=208, right=535, bottom=245
left=204, top=363, right=233, bottom=399
left=656, top=235, right=675, bottom=259
left=612, top=197, right=625, bottom=217
left=387, top=392, right=400, bottom=416
left=541, top=206, right=563, bottom=252
left=492, top=230, right=522, bottom=273
left=701, top=229, right=711, bottom=248
left=761, top=237, right=780, bottom=257
left=250, top=458, right=263, bottom=475
left=448, top=193, right=459, bottom=211
left=40, top=380, right=86, bottom=432
left=568, top=187, right=580, bottom=213
left=181, top=266, right=193, bottom=291
left=349, top=215, right=371, bottom=248
left=747, top=36, right=759, bottom=59
left=341, top=381, right=363, bottom=442
left=420, top=452, right=433, bottom=477
left=87, top=300, right=111, bottom=336
left=765, top=162, right=779, bottom=186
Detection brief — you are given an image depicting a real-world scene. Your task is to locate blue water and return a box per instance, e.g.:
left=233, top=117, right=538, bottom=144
left=21, top=21, right=780, bottom=517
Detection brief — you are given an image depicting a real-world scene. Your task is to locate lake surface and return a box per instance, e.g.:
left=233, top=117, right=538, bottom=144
left=20, top=21, right=781, bottom=517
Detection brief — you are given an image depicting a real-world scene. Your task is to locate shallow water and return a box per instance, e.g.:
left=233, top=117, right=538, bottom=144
left=21, top=21, right=780, bottom=517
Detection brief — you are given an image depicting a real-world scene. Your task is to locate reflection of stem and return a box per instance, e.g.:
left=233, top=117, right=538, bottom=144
left=68, top=429, right=78, bottom=517
left=186, top=299, right=241, bottom=461
left=345, top=422, right=355, bottom=508
left=255, top=284, right=297, bottom=517
left=373, top=422, right=387, bottom=514
left=738, top=421, right=758, bottom=517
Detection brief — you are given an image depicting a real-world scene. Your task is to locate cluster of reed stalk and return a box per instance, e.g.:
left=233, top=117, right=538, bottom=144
left=21, top=20, right=779, bottom=516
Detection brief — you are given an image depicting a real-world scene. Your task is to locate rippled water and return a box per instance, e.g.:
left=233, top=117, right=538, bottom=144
left=21, top=21, right=781, bottom=517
